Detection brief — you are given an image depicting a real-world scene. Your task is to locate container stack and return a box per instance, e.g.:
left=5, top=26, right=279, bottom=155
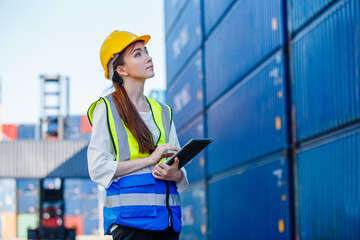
left=80, top=115, right=92, bottom=140
left=64, top=179, right=99, bottom=236
left=17, top=124, right=37, bottom=140
left=65, top=115, right=92, bottom=141
left=288, top=0, right=360, bottom=239
left=164, top=0, right=359, bottom=239
left=0, top=178, right=17, bottom=238
left=2, top=124, right=18, bottom=141
left=149, top=90, right=167, bottom=104
left=16, top=179, right=40, bottom=238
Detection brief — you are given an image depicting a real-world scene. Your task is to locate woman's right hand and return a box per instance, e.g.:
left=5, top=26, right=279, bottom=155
left=147, top=143, right=180, bottom=166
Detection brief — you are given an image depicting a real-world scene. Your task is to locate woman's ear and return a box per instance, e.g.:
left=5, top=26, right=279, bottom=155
left=116, top=65, right=128, bottom=77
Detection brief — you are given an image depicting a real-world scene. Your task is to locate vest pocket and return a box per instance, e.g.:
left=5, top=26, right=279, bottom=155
left=117, top=173, right=157, bottom=218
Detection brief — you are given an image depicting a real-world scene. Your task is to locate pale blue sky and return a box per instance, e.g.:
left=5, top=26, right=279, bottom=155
left=0, top=0, right=166, bottom=123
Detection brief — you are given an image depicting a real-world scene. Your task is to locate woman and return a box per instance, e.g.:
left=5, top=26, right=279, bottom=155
left=87, top=30, right=188, bottom=240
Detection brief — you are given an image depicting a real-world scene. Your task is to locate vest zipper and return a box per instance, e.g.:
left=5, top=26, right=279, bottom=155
left=166, top=181, right=173, bottom=227
left=145, top=97, right=173, bottom=226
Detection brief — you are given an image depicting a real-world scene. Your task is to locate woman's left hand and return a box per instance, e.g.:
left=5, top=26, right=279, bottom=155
left=152, top=157, right=183, bottom=183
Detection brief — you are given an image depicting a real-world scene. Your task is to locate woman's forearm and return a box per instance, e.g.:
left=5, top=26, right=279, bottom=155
left=113, top=157, right=151, bottom=178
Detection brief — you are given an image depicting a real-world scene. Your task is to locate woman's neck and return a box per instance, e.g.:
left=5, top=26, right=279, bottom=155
left=123, top=78, right=149, bottom=112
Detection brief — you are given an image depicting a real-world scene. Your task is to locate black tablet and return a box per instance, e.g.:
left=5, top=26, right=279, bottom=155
left=166, top=138, right=212, bottom=169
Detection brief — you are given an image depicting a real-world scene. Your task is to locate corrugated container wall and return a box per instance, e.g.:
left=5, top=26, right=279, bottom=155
left=17, top=213, right=38, bottom=238
left=205, top=0, right=285, bottom=106
left=297, top=127, right=360, bottom=239
left=164, top=0, right=188, bottom=35
left=180, top=181, right=207, bottom=240
left=291, top=0, right=360, bottom=141
left=2, top=124, right=18, bottom=141
left=165, top=0, right=359, bottom=239
left=65, top=115, right=81, bottom=140
left=1, top=211, right=17, bottom=238
left=17, top=191, right=39, bottom=214
left=166, top=0, right=202, bottom=85
left=0, top=178, right=16, bottom=213
left=17, top=124, right=36, bottom=140
left=80, top=115, right=92, bottom=135
left=17, top=179, right=40, bottom=191
left=203, top=0, right=236, bottom=36
left=149, top=90, right=167, bottom=104
left=84, top=215, right=100, bottom=235
left=167, top=50, right=204, bottom=131
left=208, top=156, right=291, bottom=240
left=177, top=115, right=205, bottom=183
left=0, top=141, right=89, bottom=178
left=288, top=0, right=337, bottom=34
left=64, top=215, right=84, bottom=236
left=207, top=51, right=288, bottom=176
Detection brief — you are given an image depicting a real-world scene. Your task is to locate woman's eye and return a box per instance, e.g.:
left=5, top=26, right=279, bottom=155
left=135, top=53, right=141, bottom=57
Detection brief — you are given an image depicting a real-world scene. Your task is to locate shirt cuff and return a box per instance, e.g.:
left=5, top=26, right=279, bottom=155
left=176, top=168, right=189, bottom=193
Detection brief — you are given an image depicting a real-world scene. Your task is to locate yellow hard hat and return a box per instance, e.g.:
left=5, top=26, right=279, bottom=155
left=100, top=30, right=150, bottom=79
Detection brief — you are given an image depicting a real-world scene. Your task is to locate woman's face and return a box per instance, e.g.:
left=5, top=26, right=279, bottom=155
left=119, top=41, right=154, bottom=80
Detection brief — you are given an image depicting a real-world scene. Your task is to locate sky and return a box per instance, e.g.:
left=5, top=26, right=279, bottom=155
left=0, top=0, right=166, bottom=124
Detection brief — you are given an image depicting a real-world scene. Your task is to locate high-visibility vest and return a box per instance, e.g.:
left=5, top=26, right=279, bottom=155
left=88, top=95, right=181, bottom=234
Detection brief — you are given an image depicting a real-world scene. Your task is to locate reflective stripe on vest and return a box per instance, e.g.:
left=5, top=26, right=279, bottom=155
left=104, top=193, right=180, bottom=208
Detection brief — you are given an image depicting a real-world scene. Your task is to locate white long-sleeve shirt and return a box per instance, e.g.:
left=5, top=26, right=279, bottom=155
left=87, top=100, right=189, bottom=192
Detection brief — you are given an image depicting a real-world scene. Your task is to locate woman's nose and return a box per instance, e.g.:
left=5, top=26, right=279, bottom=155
left=146, top=55, right=152, bottom=63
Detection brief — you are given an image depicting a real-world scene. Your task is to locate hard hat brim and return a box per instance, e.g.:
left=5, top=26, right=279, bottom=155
left=105, top=34, right=151, bottom=80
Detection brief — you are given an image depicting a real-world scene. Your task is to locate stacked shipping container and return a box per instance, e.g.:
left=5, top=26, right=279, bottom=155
left=0, top=178, right=100, bottom=238
left=64, top=179, right=100, bottom=235
left=0, top=178, right=17, bottom=238
left=164, top=0, right=359, bottom=239
left=16, top=179, right=40, bottom=238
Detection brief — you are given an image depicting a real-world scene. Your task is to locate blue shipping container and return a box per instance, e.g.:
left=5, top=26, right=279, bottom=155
left=84, top=215, right=99, bottom=235
left=82, top=179, right=98, bottom=195
left=291, top=0, right=360, bottom=141
left=17, top=124, right=36, bottom=140
left=207, top=51, right=288, bottom=176
left=288, top=0, right=337, bottom=34
left=65, top=115, right=81, bottom=140
left=64, top=197, right=82, bottom=215
left=180, top=181, right=206, bottom=240
left=47, top=116, right=58, bottom=134
left=18, top=191, right=39, bottom=213
left=164, top=0, right=188, bottom=35
left=0, top=178, right=16, bottom=213
left=65, top=179, right=98, bottom=197
left=166, top=0, right=202, bottom=85
left=17, top=179, right=40, bottom=191
left=203, top=0, right=236, bottom=36
left=208, top=156, right=291, bottom=240
left=177, top=115, right=205, bottom=183
left=149, top=90, right=166, bottom=104
left=64, top=179, right=83, bottom=198
left=297, top=127, right=360, bottom=239
left=83, top=195, right=98, bottom=216
left=205, top=0, right=284, bottom=106
left=167, top=50, right=204, bottom=130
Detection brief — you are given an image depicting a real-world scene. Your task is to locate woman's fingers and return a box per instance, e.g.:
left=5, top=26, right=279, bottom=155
left=172, top=157, right=180, bottom=167
left=161, top=143, right=179, bottom=152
